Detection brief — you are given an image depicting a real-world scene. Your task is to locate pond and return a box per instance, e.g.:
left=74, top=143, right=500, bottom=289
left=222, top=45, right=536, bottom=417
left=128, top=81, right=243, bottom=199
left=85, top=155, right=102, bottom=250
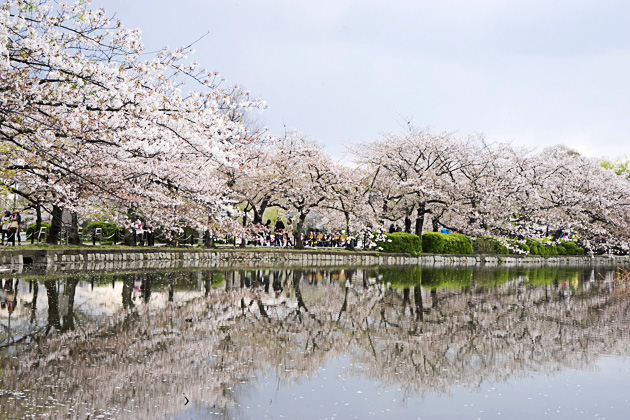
left=1, top=265, right=629, bottom=419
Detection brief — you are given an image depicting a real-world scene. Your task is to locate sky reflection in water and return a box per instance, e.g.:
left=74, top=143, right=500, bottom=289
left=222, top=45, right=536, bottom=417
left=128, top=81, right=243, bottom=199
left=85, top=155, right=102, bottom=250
left=1, top=265, right=629, bottom=419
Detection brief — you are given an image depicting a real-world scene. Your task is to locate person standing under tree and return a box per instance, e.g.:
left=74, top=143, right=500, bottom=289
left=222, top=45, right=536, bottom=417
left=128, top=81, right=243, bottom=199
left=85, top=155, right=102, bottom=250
left=285, top=218, right=294, bottom=247
left=274, top=217, right=285, bottom=247
left=0, top=211, right=10, bottom=246
left=6, top=211, right=21, bottom=246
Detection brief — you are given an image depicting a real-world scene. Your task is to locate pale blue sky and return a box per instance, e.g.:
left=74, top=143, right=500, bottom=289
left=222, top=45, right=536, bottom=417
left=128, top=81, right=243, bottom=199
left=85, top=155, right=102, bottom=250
left=92, top=0, right=630, bottom=160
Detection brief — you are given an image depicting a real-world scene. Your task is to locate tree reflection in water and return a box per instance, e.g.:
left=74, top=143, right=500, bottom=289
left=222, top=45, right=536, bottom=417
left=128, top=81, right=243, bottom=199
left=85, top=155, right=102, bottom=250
left=0, top=265, right=628, bottom=419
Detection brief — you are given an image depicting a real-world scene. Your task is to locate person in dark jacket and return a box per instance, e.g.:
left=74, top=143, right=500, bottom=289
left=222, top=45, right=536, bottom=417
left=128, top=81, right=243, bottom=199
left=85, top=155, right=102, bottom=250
left=274, top=217, right=285, bottom=246
left=6, top=211, right=21, bottom=246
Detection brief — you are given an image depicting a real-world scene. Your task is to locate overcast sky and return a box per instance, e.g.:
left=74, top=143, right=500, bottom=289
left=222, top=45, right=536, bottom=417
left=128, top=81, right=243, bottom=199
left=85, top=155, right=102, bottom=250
left=92, top=0, right=630, bottom=160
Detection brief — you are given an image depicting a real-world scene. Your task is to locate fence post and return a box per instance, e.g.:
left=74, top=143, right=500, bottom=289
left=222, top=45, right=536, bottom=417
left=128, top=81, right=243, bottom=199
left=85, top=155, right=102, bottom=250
left=114, top=228, right=118, bottom=245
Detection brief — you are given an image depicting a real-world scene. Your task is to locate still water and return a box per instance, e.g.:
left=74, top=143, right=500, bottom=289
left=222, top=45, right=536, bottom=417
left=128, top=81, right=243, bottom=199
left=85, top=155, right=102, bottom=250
left=1, top=265, right=629, bottom=419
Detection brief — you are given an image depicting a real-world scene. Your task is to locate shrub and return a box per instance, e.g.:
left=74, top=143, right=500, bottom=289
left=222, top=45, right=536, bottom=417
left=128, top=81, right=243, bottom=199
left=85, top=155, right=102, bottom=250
left=525, top=238, right=540, bottom=255
left=525, top=238, right=558, bottom=257
left=494, top=241, right=510, bottom=254
left=378, top=232, right=422, bottom=256
left=556, top=243, right=567, bottom=255
left=544, top=243, right=558, bottom=256
left=26, top=222, right=51, bottom=240
left=473, top=236, right=509, bottom=254
left=472, top=236, right=496, bottom=254
left=422, top=232, right=445, bottom=254
left=443, top=233, right=473, bottom=255
left=558, top=241, right=585, bottom=256
left=423, top=232, right=473, bottom=254
left=506, top=239, right=530, bottom=255
left=85, top=221, right=121, bottom=241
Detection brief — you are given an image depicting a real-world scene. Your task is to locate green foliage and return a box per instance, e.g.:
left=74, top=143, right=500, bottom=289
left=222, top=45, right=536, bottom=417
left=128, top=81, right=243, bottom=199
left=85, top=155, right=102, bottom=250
left=443, top=233, right=473, bottom=255
left=421, top=232, right=445, bottom=254
left=556, top=243, right=566, bottom=255
left=599, top=157, right=630, bottom=179
left=177, top=226, right=200, bottom=243
left=525, top=238, right=540, bottom=255
left=508, top=239, right=530, bottom=254
left=495, top=242, right=509, bottom=254
left=262, top=207, right=286, bottom=225
left=25, top=222, right=51, bottom=237
left=377, top=232, right=422, bottom=256
left=86, top=221, right=121, bottom=240
left=379, top=266, right=422, bottom=288
left=545, top=243, right=558, bottom=256
left=556, top=241, right=585, bottom=256
left=422, top=232, right=472, bottom=254
left=525, top=238, right=558, bottom=257
left=472, top=236, right=496, bottom=254
left=474, top=236, right=529, bottom=255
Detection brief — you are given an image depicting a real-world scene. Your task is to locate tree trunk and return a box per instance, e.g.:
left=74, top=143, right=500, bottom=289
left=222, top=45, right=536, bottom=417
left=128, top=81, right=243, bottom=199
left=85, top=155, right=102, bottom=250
left=68, top=212, right=81, bottom=245
left=432, top=216, right=440, bottom=232
left=253, top=198, right=270, bottom=224
left=294, top=212, right=307, bottom=249
left=343, top=210, right=355, bottom=250
left=123, top=228, right=135, bottom=246
left=46, top=205, right=63, bottom=244
left=404, top=215, right=412, bottom=234
left=415, top=204, right=425, bottom=236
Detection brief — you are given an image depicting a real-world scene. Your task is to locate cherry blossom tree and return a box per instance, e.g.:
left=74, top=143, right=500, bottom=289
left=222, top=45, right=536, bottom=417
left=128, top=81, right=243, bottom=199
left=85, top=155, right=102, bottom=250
left=353, top=126, right=462, bottom=235
left=259, top=132, right=338, bottom=248
left=0, top=0, right=262, bottom=242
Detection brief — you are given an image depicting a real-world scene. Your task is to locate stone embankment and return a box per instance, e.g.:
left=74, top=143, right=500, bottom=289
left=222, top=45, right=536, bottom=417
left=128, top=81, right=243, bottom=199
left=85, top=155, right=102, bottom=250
left=1, top=248, right=629, bottom=274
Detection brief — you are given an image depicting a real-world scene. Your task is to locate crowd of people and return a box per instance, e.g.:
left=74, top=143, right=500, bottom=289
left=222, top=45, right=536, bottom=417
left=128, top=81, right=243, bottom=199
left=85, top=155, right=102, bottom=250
left=252, top=217, right=353, bottom=248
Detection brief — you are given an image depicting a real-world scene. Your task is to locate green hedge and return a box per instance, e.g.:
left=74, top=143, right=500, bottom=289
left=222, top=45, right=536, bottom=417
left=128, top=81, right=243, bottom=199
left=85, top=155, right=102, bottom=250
left=444, top=233, right=473, bottom=254
left=525, top=238, right=558, bottom=257
left=422, top=232, right=445, bottom=253
left=377, top=232, right=422, bottom=256
left=85, top=221, right=121, bottom=239
left=473, top=236, right=529, bottom=255
left=422, top=232, right=473, bottom=255
left=26, top=222, right=51, bottom=238
left=508, top=239, right=530, bottom=254
left=472, top=236, right=496, bottom=254
left=475, top=236, right=583, bottom=256
left=556, top=241, right=585, bottom=256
